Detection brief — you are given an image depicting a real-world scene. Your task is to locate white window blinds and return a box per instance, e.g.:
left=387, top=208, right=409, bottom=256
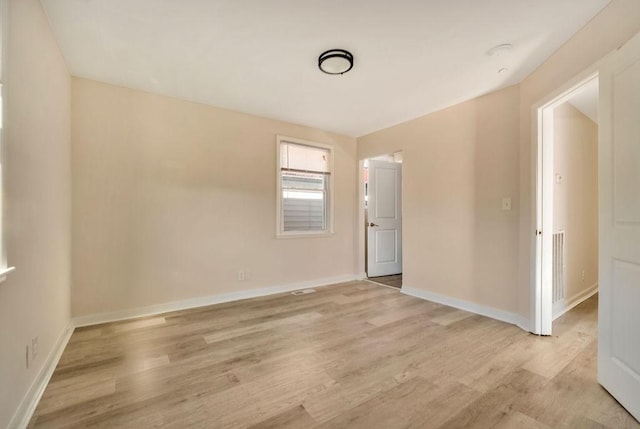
left=280, top=142, right=330, bottom=174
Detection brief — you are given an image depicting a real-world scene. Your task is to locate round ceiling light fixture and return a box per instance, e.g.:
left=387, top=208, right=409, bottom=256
left=318, top=49, right=354, bottom=75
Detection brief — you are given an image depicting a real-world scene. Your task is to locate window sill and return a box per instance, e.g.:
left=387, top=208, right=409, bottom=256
left=276, top=231, right=334, bottom=239
left=0, top=266, right=15, bottom=283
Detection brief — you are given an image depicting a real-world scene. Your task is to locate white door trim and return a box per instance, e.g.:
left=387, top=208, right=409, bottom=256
left=357, top=159, right=367, bottom=277
left=357, top=155, right=404, bottom=283
left=529, top=58, right=610, bottom=335
left=367, top=160, right=402, bottom=278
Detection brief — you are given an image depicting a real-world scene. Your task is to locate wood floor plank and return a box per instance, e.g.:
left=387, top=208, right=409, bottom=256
left=314, top=376, right=439, bottom=428
left=367, top=274, right=403, bottom=289
left=491, top=411, right=552, bottom=429
left=522, top=323, right=593, bottom=379
left=27, top=283, right=639, bottom=428
left=203, top=311, right=323, bottom=344
left=34, top=375, right=116, bottom=416
left=430, top=308, right=476, bottom=326
left=436, top=368, right=547, bottom=429
left=246, top=405, right=315, bottom=429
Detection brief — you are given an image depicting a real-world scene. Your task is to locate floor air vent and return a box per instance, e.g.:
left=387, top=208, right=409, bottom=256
left=291, top=289, right=317, bottom=296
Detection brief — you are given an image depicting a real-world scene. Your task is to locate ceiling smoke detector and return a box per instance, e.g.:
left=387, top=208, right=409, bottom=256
left=487, top=43, right=513, bottom=57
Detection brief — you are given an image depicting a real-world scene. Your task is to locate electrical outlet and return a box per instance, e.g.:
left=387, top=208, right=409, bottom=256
left=32, top=337, right=38, bottom=360
left=581, top=270, right=586, bottom=283
left=237, top=270, right=245, bottom=281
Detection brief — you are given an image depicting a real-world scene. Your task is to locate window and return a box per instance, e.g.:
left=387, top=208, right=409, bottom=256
left=277, top=136, right=333, bottom=236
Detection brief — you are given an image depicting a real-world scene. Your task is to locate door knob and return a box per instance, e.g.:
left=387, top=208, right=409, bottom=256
left=369, top=222, right=379, bottom=227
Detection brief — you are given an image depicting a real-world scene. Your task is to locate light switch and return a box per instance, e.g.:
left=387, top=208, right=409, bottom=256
left=502, top=197, right=512, bottom=211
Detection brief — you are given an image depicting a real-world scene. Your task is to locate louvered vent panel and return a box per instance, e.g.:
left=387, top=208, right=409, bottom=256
left=553, top=231, right=566, bottom=304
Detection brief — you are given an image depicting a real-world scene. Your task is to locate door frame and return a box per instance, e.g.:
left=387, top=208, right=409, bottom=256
left=530, top=60, right=609, bottom=335
left=357, top=154, right=403, bottom=282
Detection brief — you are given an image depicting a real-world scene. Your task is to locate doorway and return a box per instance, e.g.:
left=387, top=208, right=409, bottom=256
left=363, top=153, right=403, bottom=288
left=535, top=75, right=599, bottom=335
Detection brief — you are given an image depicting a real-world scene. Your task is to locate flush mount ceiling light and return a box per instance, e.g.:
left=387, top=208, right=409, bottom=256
left=318, top=49, right=354, bottom=75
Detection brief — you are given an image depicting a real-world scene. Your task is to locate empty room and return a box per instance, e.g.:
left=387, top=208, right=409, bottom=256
left=1, top=0, right=640, bottom=428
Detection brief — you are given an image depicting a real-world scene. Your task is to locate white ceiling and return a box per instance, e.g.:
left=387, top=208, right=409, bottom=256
left=567, top=78, right=599, bottom=124
left=40, top=0, right=610, bottom=137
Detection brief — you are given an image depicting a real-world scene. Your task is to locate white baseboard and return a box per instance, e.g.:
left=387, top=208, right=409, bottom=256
left=552, top=283, right=598, bottom=321
left=9, top=322, right=75, bottom=429
left=401, top=285, right=528, bottom=330
left=73, top=274, right=359, bottom=328
left=512, top=314, right=531, bottom=332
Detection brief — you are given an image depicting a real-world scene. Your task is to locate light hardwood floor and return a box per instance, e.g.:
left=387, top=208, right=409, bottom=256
left=28, top=281, right=639, bottom=428
left=368, top=274, right=402, bottom=289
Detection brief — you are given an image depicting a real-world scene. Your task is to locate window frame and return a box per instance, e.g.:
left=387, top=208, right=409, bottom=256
left=0, top=0, right=13, bottom=283
left=276, top=135, right=334, bottom=238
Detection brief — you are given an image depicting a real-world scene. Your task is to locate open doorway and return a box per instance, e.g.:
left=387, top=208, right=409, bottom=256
left=535, top=75, right=599, bottom=335
left=363, top=153, right=403, bottom=289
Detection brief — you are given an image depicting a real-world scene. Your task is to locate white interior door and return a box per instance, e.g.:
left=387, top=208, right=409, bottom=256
left=598, top=31, right=640, bottom=422
left=367, top=160, right=402, bottom=278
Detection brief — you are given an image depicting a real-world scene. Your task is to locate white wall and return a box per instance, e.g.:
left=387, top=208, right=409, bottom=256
left=553, top=102, right=598, bottom=305
left=71, top=78, right=358, bottom=317
left=0, top=0, right=71, bottom=427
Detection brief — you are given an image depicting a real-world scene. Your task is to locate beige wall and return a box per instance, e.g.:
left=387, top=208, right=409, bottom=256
left=358, top=85, right=520, bottom=313
left=517, top=0, right=640, bottom=319
left=553, top=103, right=598, bottom=303
left=71, top=78, right=357, bottom=317
left=0, top=0, right=71, bottom=427
left=359, top=0, right=640, bottom=323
